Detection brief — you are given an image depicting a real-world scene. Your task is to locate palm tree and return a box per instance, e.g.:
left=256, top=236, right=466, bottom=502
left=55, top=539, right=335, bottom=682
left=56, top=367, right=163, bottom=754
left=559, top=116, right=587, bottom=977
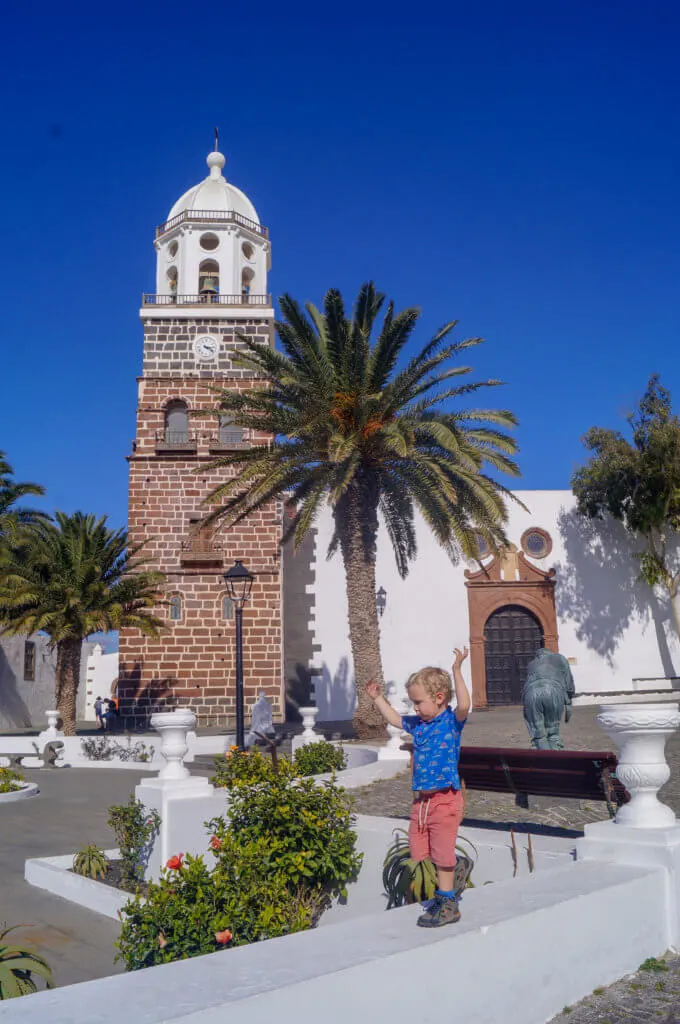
left=203, top=284, right=520, bottom=736
left=0, top=452, right=49, bottom=545
left=0, top=512, right=165, bottom=735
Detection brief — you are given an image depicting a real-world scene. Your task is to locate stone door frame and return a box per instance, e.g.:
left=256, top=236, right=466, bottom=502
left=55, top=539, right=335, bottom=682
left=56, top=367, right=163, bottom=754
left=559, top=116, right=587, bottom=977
left=465, top=551, right=558, bottom=709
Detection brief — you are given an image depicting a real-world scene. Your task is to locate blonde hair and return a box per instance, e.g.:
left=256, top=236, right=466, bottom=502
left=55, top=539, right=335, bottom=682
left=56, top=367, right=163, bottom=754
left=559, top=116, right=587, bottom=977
left=406, top=666, right=453, bottom=705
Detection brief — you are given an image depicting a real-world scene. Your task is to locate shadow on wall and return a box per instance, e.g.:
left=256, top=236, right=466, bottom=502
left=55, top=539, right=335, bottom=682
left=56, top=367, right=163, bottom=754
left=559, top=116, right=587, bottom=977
left=118, top=664, right=176, bottom=730
left=554, top=507, right=678, bottom=676
left=315, top=657, right=356, bottom=722
left=0, top=645, right=32, bottom=728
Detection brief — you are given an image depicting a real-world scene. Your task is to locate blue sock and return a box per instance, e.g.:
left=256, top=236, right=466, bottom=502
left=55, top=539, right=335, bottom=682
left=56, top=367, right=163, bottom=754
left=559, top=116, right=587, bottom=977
left=435, top=888, right=456, bottom=899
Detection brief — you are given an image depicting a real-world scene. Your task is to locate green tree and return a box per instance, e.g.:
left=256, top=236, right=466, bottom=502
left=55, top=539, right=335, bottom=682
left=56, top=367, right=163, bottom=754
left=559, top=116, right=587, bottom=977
left=0, top=512, right=165, bottom=734
left=202, top=283, right=520, bottom=735
left=571, top=375, right=680, bottom=634
left=0, top=452, right=48, bottom=546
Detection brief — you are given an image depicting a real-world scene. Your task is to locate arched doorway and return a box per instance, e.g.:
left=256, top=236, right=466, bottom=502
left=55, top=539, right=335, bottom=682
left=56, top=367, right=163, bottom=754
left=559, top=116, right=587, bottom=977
left=484, top=605, right=544, bottom=705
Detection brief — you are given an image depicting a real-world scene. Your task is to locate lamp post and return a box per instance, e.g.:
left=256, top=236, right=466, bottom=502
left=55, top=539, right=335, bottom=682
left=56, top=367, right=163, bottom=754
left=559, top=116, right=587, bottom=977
left=376, top=586, right=387, bottom=618
left=223, top=559, right=254, bottom=750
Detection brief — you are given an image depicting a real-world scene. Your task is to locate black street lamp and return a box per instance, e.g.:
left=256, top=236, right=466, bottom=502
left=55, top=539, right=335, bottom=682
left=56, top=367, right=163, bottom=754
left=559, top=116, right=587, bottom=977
left=376, top=586, right=387, bottom=618
left=223, top=559, right=254, bottom=750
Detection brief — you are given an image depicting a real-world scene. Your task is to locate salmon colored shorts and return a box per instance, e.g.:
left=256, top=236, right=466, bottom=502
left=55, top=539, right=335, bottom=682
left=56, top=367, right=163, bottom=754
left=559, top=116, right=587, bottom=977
left=409, top=788, right=464, bottom=867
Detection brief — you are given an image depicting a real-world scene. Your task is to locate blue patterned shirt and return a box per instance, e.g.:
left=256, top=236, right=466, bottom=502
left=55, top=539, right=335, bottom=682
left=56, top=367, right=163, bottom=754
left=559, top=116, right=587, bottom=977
left=401, top=707, right=466, bottom=792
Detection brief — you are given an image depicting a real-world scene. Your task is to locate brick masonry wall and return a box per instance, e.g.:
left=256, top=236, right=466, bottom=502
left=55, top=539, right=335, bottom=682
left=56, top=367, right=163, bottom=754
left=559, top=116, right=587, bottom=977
left=141, top=317, right=272, bottom=377
left=119, top=316, right=284, bottom=728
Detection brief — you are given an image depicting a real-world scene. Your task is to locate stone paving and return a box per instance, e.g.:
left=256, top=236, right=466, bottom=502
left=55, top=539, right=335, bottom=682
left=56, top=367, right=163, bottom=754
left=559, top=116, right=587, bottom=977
left=548, top=955, right=680, bottom=1023
left=0, top=767, right=154, bottom=989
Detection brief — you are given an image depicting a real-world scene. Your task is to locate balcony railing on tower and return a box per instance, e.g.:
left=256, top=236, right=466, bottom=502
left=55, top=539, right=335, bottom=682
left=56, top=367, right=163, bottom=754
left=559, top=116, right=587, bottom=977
left=180, top=539, right=225, bottom=565
left=142, top=293, right=271, bottom=308
left=156, top=209, right=268, bottom=239
left=155, top=430, right=198, bottom=453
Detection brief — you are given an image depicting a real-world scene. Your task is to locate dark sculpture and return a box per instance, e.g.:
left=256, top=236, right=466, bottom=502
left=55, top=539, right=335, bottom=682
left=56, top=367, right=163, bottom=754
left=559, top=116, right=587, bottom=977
left=30, top=740, right=65, bottom=768
left=522, top=649, right=575, bottom=750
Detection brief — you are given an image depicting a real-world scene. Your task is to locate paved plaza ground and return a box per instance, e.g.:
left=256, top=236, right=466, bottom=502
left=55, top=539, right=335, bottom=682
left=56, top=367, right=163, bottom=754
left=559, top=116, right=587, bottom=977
left=2, top=705, right=680, bottom=1021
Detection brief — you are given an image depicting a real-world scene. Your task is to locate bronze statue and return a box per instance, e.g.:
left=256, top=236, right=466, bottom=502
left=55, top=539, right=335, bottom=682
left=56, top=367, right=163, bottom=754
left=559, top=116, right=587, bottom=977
left=522, top=649, right=575, bottom=750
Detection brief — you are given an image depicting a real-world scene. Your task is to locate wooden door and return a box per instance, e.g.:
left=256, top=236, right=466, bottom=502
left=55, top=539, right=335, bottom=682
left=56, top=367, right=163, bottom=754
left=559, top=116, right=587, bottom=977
left=484, top=605, right=544, bottom=705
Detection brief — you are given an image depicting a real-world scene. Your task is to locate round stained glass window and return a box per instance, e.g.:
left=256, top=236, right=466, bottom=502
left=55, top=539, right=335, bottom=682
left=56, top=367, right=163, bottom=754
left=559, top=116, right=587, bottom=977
left=521, top=528, right=552, bottom=560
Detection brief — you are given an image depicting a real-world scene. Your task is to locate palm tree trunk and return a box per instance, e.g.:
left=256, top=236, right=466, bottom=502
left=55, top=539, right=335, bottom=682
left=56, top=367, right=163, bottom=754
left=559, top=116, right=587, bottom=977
left=55, top=638, right=82, bottom=736
left=336, top=488, right=387, bottom=739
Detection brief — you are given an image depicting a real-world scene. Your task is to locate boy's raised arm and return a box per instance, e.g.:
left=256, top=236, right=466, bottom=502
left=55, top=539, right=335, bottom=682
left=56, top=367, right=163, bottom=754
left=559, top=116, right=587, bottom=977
left=452, top=647, right=471, bottom=722
left=366, top=681, right=404, bottom=729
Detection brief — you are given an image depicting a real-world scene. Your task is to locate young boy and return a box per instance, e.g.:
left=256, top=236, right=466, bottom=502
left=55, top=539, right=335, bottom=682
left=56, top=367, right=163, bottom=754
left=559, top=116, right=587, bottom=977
left=366, top=647, right=471, bottom=928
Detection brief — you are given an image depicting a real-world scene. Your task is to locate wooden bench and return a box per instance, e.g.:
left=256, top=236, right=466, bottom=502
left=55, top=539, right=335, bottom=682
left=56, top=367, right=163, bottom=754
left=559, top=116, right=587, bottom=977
left=457, top=746, right=629, bottom=818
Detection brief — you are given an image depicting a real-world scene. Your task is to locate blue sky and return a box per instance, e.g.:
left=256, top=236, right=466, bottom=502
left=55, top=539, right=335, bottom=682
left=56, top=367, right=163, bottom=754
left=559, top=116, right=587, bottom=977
left=3, top=0, right=680, bottom=529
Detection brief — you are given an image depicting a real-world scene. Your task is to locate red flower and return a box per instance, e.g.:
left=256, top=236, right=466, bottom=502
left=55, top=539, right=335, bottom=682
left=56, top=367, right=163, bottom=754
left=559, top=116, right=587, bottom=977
left=210, top=835, right=222, bottom=851
left=215, top=929, right=232, bottom=945
left=166, top=854, right=184, bottom=871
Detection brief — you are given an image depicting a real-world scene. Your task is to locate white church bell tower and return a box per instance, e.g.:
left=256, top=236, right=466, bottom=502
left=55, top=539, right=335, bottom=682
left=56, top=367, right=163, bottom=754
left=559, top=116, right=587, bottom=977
left=150, top=144, right=271, bottom=308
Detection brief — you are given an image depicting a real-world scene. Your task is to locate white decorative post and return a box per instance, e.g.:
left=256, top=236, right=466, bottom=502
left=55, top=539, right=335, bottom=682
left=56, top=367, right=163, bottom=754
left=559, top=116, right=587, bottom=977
left=151, top=710, right=195, bottom=780
left=40, top=710, right=63, bottom=742
left=292, top=706, right=320, bottom=753
left=135, top=710, right=229, bottom=880
left=596, top=702, right=680, bottom=828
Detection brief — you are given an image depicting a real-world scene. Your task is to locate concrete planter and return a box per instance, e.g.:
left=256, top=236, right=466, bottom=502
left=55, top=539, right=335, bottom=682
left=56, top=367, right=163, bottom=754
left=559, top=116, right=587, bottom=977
left=25, top=849, right=128, bottom=920
left=0, top=781, right=39, bottom=802
left=597, top=701, right=680, bottom=827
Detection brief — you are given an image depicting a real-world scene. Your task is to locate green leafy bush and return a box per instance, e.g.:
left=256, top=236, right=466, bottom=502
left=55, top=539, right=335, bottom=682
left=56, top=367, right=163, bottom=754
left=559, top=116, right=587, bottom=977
left=0, top=768, right=23, bottom=795
left=73, top=843, right=110, bottom=880
left=108, top=796, right=161, bottom=891
left=118, top=749, right=362, bottom=971
left=116, top=844, right=314, bottom=971
left=211, top=750, right=362, bottom=899
left=211, top=745, right=277, bottom=789
left=293, top=740, right=347, bottom=776
left=0, top=926, right=54, bottom=999
left=382, top=829, right=475, bottom=909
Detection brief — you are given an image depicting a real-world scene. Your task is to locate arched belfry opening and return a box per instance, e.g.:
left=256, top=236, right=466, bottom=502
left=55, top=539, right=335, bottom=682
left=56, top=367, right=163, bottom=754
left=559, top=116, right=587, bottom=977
left=199, top=259, right=219, bottom=297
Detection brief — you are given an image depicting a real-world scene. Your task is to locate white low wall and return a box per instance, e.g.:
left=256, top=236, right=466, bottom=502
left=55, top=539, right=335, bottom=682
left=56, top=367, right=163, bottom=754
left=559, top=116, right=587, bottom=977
left=7, top=858, right=668, bottom=1024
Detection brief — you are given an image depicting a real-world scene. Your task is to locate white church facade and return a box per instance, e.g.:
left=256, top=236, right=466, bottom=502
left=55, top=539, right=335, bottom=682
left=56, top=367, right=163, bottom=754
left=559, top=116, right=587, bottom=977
left=289, top=490, right=680, bottom=721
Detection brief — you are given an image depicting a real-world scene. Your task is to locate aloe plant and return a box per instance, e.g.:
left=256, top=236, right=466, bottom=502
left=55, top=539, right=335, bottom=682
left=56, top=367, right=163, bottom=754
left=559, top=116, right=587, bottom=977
left=382, top=829, right=476, bottom=909
left=73, top=843, right=110, bottom=880
left=0, top=927, right=54, bottom=999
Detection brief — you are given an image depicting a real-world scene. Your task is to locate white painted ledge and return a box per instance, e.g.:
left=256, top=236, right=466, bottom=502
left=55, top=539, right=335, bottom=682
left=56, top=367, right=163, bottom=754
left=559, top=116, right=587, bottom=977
left=4, top=860, right=668, bottom=1024
left=25, top=850, right=128, bottom=920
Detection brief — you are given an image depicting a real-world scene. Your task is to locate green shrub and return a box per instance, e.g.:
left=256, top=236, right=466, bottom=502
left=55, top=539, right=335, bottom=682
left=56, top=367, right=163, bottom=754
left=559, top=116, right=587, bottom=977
left=116, top=845, right=313, bottom=971
left=293, top=740, right=347, bottom=776
left=382, top=829, right=475, bottom=909
left=118, top=748, right=362, bottom=971
left=107, top=796, right=161, bottom=891
left=73, top=843, right=110, bottom=880
left=210, top=753, right=361, bottom=901
left=0, top=926, right=54, bottom=999
left=0, top=768, right=23, bottom=795
left=211, top=746, right=277, bottom=789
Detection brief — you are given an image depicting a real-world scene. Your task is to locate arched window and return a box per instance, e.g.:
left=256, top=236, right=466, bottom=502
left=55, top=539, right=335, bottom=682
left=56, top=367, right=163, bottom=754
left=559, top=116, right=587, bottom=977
left=169, top=595, right=182, bottom=622
left=24, top=641, right=36, bottom=681
left=241, top=266, right=254, bottom=300
left=164, top=399, right=189, bottom=444
left=219, top=414, right=244, bottom=446
left=222, top=595, right=234, bottom=620
left=166, top=265, right=178, bottom=300
left=199, top=259, right=219, bottom=299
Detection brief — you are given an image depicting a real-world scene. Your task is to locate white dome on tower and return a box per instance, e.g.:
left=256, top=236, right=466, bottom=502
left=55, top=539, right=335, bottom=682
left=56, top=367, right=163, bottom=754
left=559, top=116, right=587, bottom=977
left=167, top=150, right=260, bottom=225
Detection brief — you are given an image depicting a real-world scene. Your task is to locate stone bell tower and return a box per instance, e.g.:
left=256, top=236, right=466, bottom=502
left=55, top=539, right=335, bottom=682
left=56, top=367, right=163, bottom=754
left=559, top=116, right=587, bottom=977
left=118, top=144, right=283, bottom=728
